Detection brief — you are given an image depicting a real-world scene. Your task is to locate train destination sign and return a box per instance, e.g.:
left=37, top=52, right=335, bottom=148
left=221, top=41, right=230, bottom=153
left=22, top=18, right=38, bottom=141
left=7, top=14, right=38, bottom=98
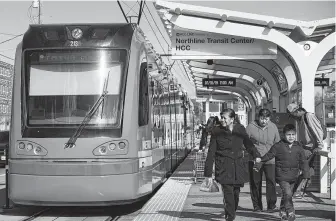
left=202, top=78, right=236, bottom=87
left=314, top=78, right=330, bottom=87
left=172, top=28, right=277, bottom=60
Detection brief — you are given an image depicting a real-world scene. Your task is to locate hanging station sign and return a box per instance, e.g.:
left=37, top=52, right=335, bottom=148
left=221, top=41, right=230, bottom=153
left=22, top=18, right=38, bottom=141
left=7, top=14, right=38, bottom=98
left=202, top=78, right=236, bottom=87
left=314, top=78, right=330, bottom=87
left=172, top=28, right=277, bottom=60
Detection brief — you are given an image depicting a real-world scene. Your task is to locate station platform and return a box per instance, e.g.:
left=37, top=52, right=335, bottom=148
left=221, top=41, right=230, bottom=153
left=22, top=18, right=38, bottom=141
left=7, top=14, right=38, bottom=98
left=129, top=148, right=336, bottom=221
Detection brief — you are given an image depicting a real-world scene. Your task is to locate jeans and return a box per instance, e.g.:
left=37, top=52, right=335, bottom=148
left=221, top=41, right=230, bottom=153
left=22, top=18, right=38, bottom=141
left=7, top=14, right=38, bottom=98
left=279, top=181, right=295, bottom=214
left=249, top=161, right=277, bottom=210
left=221, top=184, right=241, bottom=220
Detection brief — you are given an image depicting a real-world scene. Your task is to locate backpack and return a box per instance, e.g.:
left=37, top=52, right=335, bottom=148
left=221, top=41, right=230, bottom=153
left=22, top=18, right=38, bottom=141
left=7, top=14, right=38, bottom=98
left=303, top=113, right=327, bottom=141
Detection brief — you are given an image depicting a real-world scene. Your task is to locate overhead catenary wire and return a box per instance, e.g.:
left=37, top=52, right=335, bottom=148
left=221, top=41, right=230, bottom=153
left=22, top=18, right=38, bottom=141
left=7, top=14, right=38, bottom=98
left=0, top=34, right=23, bottom=45
left=137, top=0, right=144, bottom=25
left=122, top=1, right=138, bottom=16
left=121, top=1, right=191, bottom=84
left=117, top=1, right=129, bottom=23
left=140, top=2, right=191, bottom=83
left=0, top=33, right=20, bottom=36
left=0, top=54, right=14, bottom=60
left=144, top=2, right=170, bottom=47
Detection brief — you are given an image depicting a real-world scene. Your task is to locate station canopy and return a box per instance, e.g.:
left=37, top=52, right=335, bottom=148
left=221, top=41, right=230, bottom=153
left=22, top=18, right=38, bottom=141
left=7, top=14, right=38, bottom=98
left=154, top=0, right=335, bottom=109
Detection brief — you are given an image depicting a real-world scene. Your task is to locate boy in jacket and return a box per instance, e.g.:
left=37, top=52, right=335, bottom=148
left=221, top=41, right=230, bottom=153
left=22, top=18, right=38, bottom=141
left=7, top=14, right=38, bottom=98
left=286, top=103, right=324, bottom=197
left=254, top=124, right=309, bottom=221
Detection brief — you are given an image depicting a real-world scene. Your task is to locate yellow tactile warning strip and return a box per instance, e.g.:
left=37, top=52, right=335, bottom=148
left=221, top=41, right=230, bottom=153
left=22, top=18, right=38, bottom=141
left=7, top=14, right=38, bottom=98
left=133, top=179, right=191, bottom=221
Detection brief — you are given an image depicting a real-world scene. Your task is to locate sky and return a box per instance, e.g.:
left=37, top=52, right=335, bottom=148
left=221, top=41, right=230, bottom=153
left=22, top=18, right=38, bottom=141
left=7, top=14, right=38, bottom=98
left=0, top=0, right=335, bottom=64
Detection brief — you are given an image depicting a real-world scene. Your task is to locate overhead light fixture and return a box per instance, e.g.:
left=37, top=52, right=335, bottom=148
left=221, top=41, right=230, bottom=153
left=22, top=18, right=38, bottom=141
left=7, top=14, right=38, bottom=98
left=303, top=43, right=311, bottom=51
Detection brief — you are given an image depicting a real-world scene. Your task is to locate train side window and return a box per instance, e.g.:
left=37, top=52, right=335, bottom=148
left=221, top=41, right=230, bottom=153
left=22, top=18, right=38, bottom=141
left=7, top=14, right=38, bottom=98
left=138, top=62, right=149, bottom=126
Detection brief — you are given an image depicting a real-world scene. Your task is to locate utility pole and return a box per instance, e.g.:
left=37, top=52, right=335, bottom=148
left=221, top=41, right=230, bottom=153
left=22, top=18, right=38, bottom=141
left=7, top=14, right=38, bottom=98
left=38, top=0, right=41, bottom=24
left=32, top=0, right=41, bottom=24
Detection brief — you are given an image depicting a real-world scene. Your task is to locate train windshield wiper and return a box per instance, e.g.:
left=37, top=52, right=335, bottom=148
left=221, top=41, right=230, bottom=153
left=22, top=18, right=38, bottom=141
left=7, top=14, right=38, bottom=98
left=64, top=71, right=111, bottom=149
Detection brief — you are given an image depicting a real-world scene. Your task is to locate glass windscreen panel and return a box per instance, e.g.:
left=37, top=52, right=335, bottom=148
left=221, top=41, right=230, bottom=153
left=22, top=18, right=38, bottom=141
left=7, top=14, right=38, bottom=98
left=26, top=49, right=127, bottom=127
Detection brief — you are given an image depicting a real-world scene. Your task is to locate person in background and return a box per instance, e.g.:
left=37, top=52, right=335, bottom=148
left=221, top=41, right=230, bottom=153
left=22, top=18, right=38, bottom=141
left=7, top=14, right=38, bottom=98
left=198, top=121, right=207, bottom=151
left=253, top=124, right=309, bottom=221
left=246, top=109, right=280, bottom=212
left=196, top=121, right=203, bottom=139
left=204, top=108, right=261, bottom=221
left=286, top=103, right=324, bottom=198
left=199, top=116, right=217, bottom=151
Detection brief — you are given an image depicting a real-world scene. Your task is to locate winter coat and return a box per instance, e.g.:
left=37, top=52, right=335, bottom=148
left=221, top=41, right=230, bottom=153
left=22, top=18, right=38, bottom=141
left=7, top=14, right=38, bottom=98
left=258, top=140, right=310, bottom=183
left=246, top=121, right=280, bottom=164
left=204, top=124, right=261, bottom=185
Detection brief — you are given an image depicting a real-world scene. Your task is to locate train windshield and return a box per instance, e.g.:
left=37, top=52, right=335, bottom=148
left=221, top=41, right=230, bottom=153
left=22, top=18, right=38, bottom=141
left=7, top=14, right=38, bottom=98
left=25, top=49, right=127, bottom=127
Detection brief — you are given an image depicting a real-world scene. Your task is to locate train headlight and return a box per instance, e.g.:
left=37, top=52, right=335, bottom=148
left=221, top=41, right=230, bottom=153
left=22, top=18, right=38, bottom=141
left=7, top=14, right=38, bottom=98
left=18, top=142, right=25, bottom=150
left=34, top=146, right=42, bottom=154
left=109, top=143, right=116, bottom=151
left=118, top=142, right=126, bottom=150
left=99, top=146, right=107, bottom=154
left=26, top=143, right=33, bottom=151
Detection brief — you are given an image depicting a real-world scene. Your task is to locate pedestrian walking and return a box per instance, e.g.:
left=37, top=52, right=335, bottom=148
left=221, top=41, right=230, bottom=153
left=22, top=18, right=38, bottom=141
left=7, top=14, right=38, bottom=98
left=254, top=124, right=310, bottom=221
left=204, top=108, right=261, bottom=221
left=246, top=109, right=280, bottom=212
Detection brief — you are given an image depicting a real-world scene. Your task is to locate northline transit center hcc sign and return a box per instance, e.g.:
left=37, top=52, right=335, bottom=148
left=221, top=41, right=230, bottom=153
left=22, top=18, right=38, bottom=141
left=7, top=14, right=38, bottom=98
left=172, top=28, right=277, bottom=60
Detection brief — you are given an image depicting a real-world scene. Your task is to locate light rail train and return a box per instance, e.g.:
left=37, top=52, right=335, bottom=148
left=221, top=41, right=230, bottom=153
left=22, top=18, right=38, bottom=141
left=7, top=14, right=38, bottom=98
left=9, top=23, right=196, bottom=206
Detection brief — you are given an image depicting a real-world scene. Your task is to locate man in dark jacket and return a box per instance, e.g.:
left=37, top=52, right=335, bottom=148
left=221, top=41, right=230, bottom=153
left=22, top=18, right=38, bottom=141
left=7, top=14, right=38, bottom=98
left=246, top=109, right=280, bottom=212
left=254, top=124, right=309, bottom=221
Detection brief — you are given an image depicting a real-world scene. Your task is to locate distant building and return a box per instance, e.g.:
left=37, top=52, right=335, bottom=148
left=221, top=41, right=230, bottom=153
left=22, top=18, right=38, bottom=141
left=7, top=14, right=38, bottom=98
left=0, top=61, right=13, bottom=131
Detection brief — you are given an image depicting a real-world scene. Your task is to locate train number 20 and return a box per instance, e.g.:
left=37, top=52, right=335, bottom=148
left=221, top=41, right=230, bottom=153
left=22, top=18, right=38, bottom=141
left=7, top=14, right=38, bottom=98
left=69, top=41, right=80, bottom=47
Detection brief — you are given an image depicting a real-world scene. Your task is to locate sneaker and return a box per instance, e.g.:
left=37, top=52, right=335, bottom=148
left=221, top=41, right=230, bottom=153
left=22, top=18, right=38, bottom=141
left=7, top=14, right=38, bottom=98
left=293, top=192, right=303, bottom=199
left=266, top=206, right=278, bottom=213
left=253, top=208, right=262, bottom=212
left=224, top=215, right=235, bottom=221
left=288, top=212, right=296, bottom=221
left=279, top=211, right=288, bottom=220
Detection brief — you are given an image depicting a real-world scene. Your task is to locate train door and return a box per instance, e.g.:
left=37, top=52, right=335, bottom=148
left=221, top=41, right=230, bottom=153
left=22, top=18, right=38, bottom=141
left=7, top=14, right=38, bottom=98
left=149, top=77, right=166, bottom=186
left=138, top=56, right=153, bottom=193
left=163, top=89, right=172, bottom=175
left=169, top=83, right=177, bottom=171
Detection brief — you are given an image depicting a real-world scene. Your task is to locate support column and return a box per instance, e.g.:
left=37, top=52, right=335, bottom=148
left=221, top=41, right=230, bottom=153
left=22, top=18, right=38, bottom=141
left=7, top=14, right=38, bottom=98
left=298, top=64, right=316, bottom=113
left=205, top=100, right=209, bottom=121
left=251, top=108, right=255, bottom=122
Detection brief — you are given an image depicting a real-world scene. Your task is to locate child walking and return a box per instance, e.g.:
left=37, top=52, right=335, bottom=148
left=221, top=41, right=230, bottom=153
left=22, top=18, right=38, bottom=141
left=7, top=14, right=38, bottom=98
left=253, top=124, right=310, bottom=221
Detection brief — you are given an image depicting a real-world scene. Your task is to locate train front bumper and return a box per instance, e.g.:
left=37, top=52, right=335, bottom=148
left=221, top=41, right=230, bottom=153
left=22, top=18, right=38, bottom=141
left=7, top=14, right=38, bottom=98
left=8, top=159, right=153, bottom=206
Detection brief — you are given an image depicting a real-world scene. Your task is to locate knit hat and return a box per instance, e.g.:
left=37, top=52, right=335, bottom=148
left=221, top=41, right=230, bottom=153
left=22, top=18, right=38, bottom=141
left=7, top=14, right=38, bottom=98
left=287, top=103, right=299, bottom=113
